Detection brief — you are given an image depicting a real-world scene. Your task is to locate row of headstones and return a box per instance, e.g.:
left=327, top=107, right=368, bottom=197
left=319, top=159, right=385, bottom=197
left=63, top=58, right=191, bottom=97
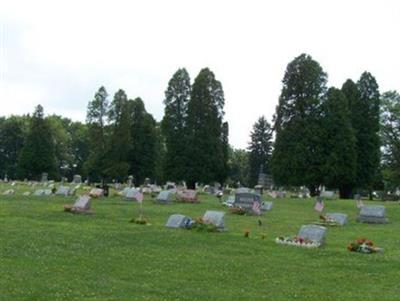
left=120, top=187, right=199, bottom=204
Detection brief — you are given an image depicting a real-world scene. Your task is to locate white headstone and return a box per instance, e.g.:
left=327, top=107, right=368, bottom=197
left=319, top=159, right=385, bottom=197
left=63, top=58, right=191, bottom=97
left=202, top=211, right=225, bottom=229
left=298, top=225, right=327, bottom=245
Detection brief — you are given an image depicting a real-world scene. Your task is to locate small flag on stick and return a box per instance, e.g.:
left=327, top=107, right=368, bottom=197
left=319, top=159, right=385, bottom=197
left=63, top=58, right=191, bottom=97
left=252, top=201, right=261, bottom=215
left=314, top=198, right=325, bottom=213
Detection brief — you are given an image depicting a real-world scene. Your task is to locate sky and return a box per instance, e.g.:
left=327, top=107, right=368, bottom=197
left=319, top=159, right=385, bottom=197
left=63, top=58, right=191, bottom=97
left=1, top=0, right=399, bottom=148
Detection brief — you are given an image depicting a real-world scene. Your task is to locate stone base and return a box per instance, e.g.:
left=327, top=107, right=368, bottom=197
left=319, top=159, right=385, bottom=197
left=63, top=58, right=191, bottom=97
left=357, top=216, right=388, bottom=224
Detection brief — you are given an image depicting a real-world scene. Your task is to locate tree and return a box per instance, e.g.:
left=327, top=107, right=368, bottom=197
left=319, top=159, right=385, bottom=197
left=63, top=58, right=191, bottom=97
left=185, top=68, right=228, bottom=188
left=0, top=116, right=27, bottom=179
left=18, top=105, right=56, bottom=180
left=322, top=88, right=356, bottom=198
left=227, top=147, right=250, bottom=187
left=84, top=86, right=109, bottom=183
left=380, top=90, right=400, bottom=190
left=355, top=72, right=381, bottom=192
left=104, top=89, right=131, bottom=181
left=68, top=121, right=89, bottom=178
left=271, top=54, right=327, bottom=195
left=128, top=97, right=158, bottom=185
left=248, top=116, right=273, bottom=187
left=161, top=68, right=191, bottom=182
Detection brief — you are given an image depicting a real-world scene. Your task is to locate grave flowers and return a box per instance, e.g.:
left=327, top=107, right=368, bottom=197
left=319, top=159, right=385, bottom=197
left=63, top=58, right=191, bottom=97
left=347, top=238, right=383, bottom=254
left=190, top=217, right=219, bottom=232
left=314, top=215, right=339, bottom=226
left=275, top=236, right=321, bottom=248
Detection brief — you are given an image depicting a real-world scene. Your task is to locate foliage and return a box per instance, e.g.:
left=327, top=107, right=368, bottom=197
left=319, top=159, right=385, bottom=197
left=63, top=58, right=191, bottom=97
left=272, top=53, right=327, bottom=195
left=227, top=147, right=250, bottom=187
left=248, top=116, right=273, bottom=187
left=380, top=90, right=400, bottom=190
left=185, top=68, right=228, bottom=188
left=322, top=88, right=357, bottom=198
left=161, top=68, right=191, bottom=182
left=18, top=105, right=57, bottom=180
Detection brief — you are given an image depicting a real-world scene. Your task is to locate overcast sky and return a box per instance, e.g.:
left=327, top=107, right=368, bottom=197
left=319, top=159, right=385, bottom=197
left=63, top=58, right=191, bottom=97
left=1, top=0, right=399, bottom=148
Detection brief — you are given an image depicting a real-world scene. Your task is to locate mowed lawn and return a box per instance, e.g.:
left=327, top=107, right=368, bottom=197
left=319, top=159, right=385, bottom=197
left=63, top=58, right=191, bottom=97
left=1, top=189, right=400, bottom=301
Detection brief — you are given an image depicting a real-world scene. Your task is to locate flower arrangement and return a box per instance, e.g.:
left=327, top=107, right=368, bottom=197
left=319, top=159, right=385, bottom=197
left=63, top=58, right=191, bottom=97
left=190, top=217, right=219, bottom=232
left=275, top=236, right=321, bottom=248
left=229, top=206, right=246, bottom=215
left=314, top=215, right=339, bottom=226
left=347, top=238, right=383, bottom=254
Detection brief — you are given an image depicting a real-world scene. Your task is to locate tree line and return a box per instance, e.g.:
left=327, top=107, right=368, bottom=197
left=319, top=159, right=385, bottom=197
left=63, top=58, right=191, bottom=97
left=1, top=54, right=399, bottom=196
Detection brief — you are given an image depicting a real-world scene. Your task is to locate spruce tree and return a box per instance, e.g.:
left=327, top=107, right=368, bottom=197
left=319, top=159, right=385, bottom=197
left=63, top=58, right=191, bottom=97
left=185, top=68, right=227, bottom=188
left=271, top=54, right=327, bottom=195
left=18, top=105, right=56, bottom=180
left=84, top=86, right=109, bottom=183
left=322, top=88, right=356, bottom=198
left=105, top=89, right=131, bottom=181
left=248, top=116, right=273, bottom=187
left=161, top=68, right=191, bottom=182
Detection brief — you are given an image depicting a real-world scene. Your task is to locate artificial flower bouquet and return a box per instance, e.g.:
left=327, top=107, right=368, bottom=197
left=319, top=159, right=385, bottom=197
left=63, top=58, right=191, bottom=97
left=347, top=238, right=384, bottom=254
left=314, top=215, right=339, bottom=226
left=275, top=236, right=321, bottom=248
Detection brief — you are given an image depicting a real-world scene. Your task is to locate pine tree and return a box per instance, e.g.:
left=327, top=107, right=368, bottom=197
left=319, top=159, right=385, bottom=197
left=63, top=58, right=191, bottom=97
left=104, top=89, right=131, bottom=181
left=322, top=88, right=357, bottom=198
left=84, top=86, right=109, bottom=183
left=18, top=105, right=56, bottom=180
left=161, top=68, right=191, bottom=182
left=248, top=116, right=273, bottom=187
left=185, top=68, right=227, bottom=188
left=271, top=54, right=327, bottom=195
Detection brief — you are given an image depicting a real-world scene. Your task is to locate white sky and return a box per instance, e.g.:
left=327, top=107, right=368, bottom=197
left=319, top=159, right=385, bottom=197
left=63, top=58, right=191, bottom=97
left=1, top=0, right=399, bottom=148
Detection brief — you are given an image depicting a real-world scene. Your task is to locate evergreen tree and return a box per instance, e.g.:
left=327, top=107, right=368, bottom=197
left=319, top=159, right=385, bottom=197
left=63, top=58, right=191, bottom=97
left=84, top=86, right=109, bottom=183
left=355, top=72, right=381, bottom=192
left=228, top=147, right=250, bottom=187
left=69, top=121, right=89, bottom=178
left=18, top=105, right=56, bottom=180
left=161, top=68, right=191, bottom=182
left=185, top=68, right=227, bottom=188
left=322, top=88, right=357, bottom=198
left=128, top=98, right=157, bottom=185
left=271, top=54, right=327, bottom=195
left=248, top=116, right=273, bottom=187
left=104, top=89, right=131, bottom=181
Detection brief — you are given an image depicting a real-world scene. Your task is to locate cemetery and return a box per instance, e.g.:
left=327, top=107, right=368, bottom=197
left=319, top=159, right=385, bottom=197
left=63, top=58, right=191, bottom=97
left=1, top=181, right=400, bottom=300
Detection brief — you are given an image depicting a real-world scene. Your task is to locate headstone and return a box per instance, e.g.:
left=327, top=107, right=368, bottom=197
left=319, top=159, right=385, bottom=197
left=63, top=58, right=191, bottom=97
left=33, top=189, right=52, bottom=196
left=127, top=175, right=134, bottom=187
left=254, top=185, right=263, bottom=195
left=298, top=225, right=327, bottom=245
left=89, top=188, right=104, bottom=198
left=165, top=214, right=192, bottom=228
left=43, top=189, right=52, bottom=196
left=56, top=186, right=72, bottom=196
left=73, top=195, right=91, bottom=211
left=156, top=190, right=173, bottom=204
left=320, top=190, right=335, bottom=199
left=261, top=201, right=273, bottom=211
left=23, top=191, right=31, bottom=196
left=73, top=175, right=82, bottom=184
left=176, top=189, right=198, bottom=203
left=202, top=211, right=225, bottom=229
left=125, top=188, right=140, bottom=200
left=222, top=195, right=235, bottom=207
left=235, top=187, right=251, bottom=194
left=121, top=187, right=130, bottom=197
left=41, top=172, right=48, bottom=183
left=325, top=213, right=348, bottom=226
left=357, top=205, right=388, bottom=223
left=234, top=192, right=261, bottom=211
left=2, top=189, right=14, bottom=195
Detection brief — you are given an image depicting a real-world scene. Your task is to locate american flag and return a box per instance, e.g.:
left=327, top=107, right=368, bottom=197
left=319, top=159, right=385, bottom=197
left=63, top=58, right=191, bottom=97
left=314, top=200, right=325, bottom=212
left=134, top=191, right=144, bottom=203
left=356, top=199, right=364, bottom=209
left=252, top=201, right=261, bottom=215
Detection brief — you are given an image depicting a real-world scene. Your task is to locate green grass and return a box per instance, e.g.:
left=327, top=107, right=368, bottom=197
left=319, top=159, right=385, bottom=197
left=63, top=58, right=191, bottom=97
left=1, top=185, right=400, bottom=300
